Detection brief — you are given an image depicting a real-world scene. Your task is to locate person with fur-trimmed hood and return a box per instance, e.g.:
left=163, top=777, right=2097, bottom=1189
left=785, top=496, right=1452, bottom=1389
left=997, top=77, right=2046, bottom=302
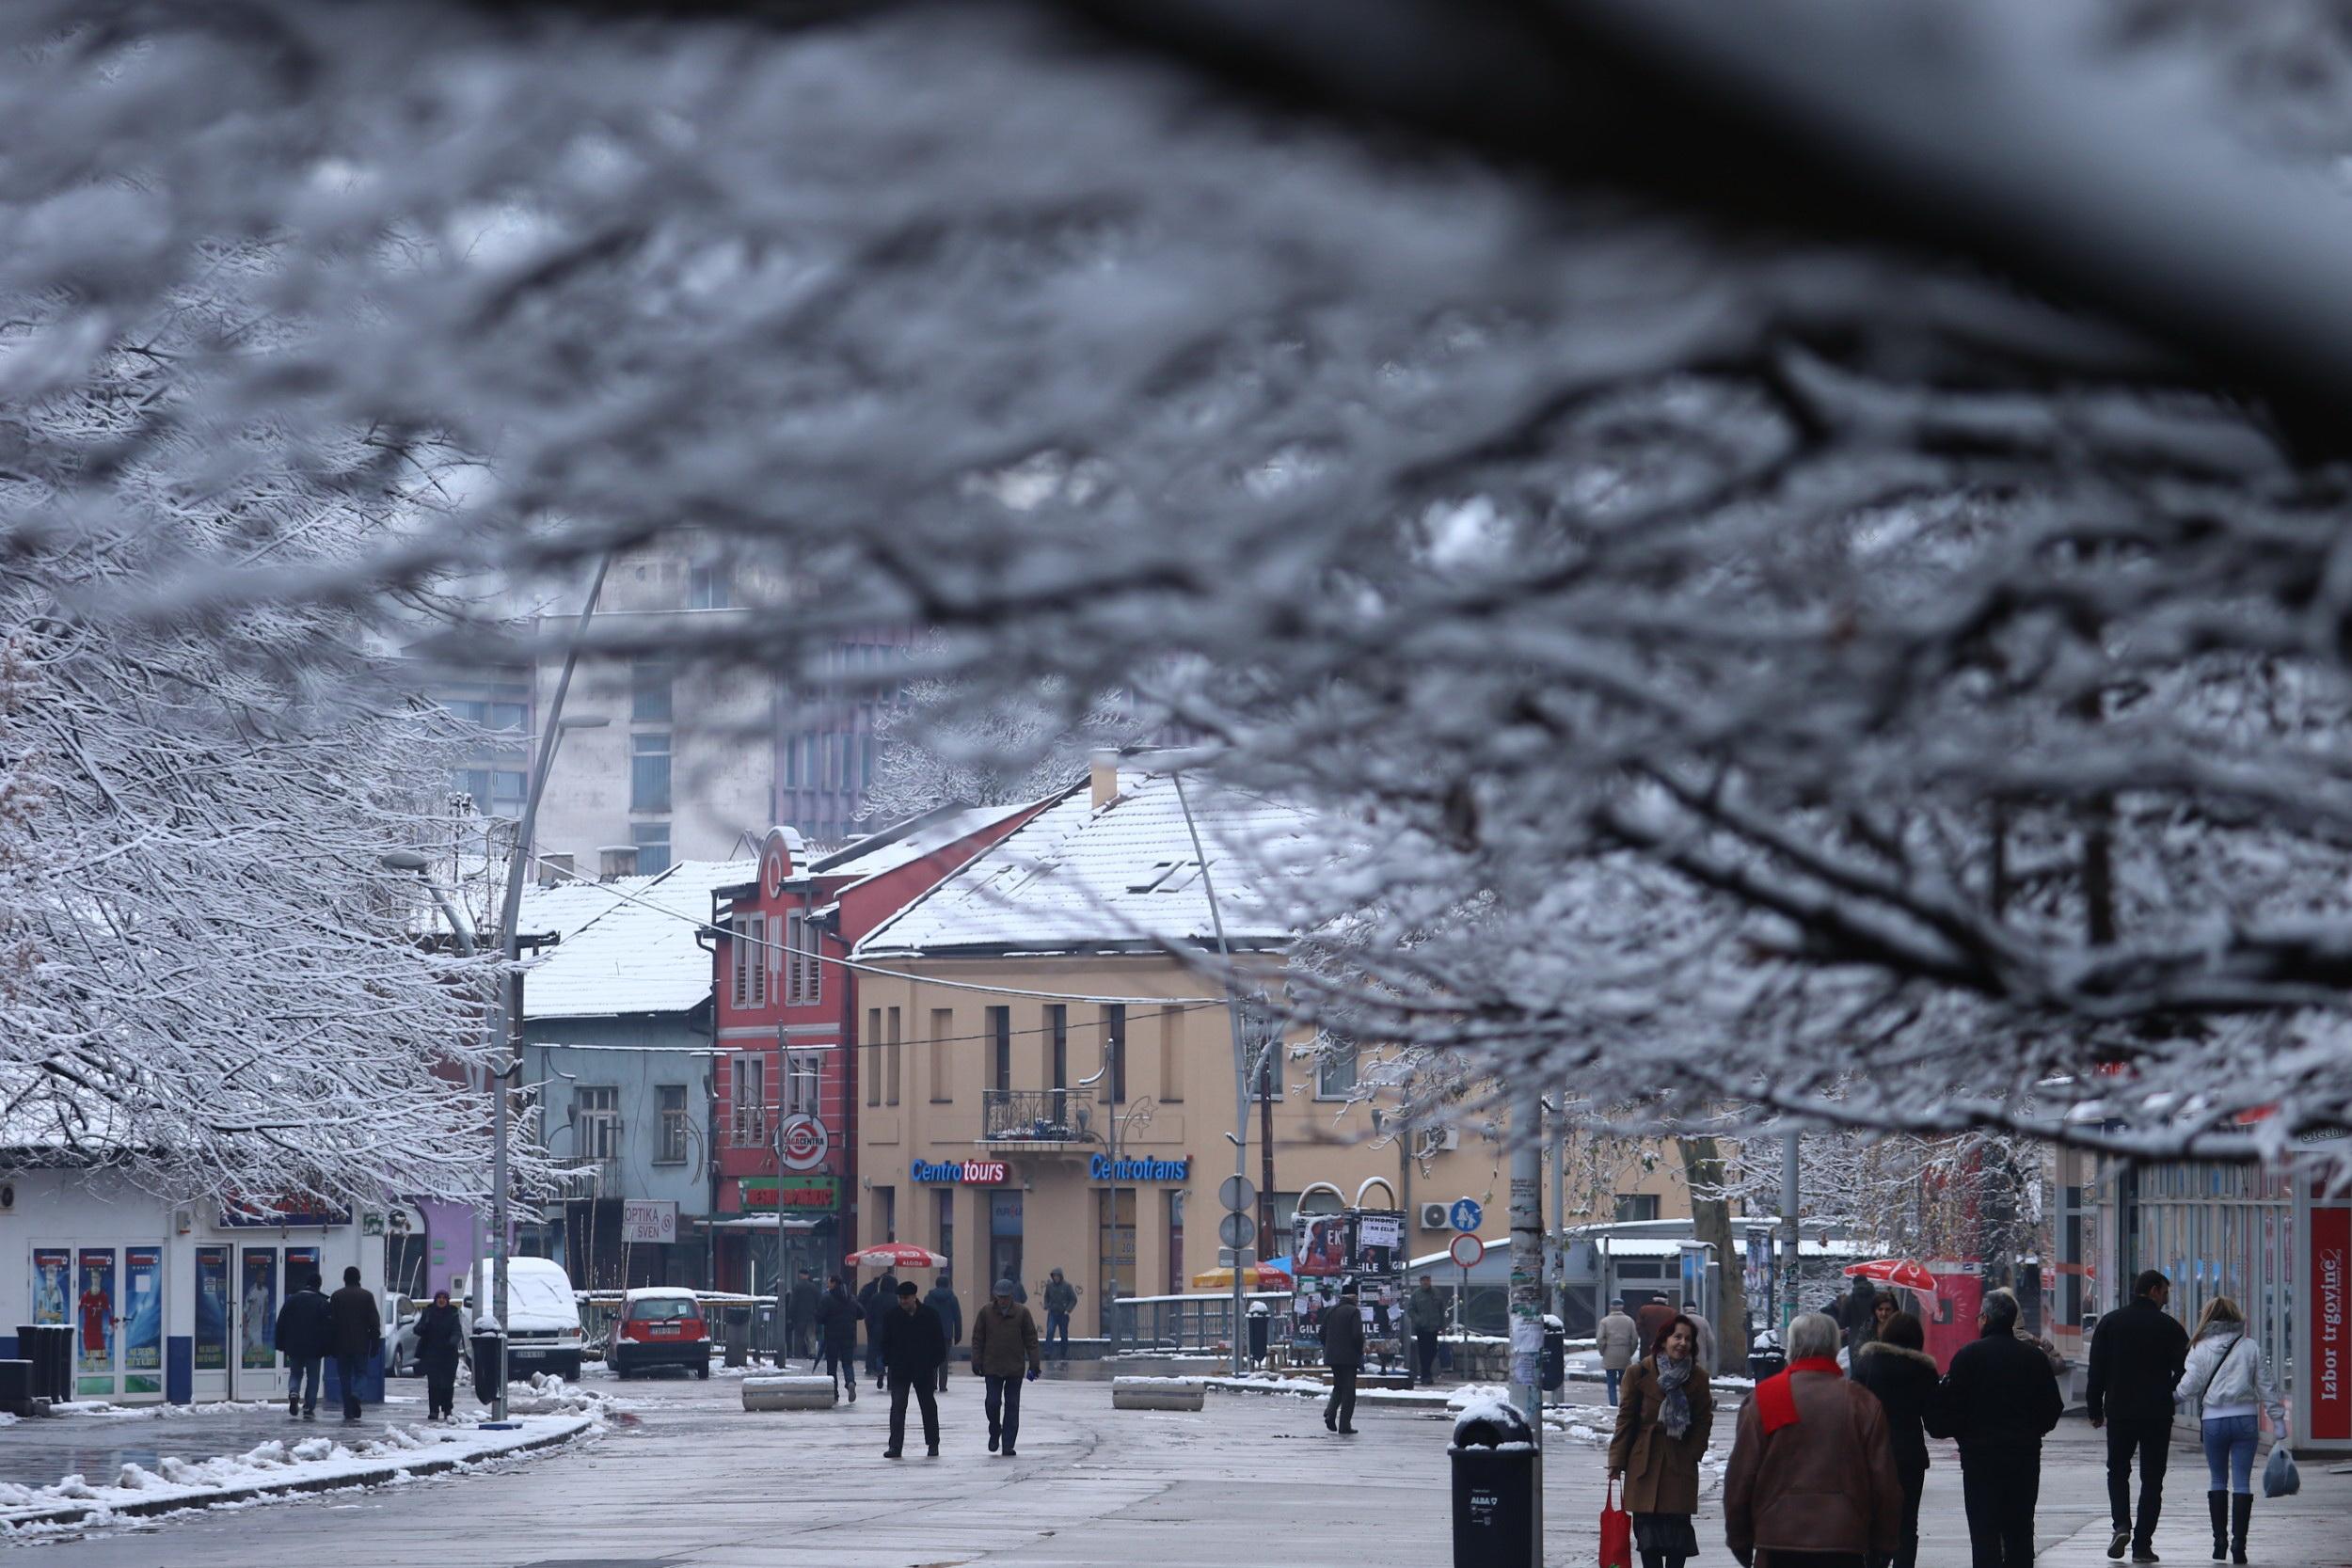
left=1851, top=1310, right=1939, bottom=1568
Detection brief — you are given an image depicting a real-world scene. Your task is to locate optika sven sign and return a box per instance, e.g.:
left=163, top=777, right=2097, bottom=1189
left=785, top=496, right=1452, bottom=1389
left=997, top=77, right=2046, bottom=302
left=1088, top=1154, right=1189, bottom=1182
left=911, top=1159, right=1008, bottom=1184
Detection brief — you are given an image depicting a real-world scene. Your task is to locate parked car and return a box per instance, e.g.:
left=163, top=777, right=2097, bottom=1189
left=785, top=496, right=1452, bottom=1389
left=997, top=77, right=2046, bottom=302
left=463, top=1257, right=586, bottom=1381
left=605, top=1287, right=711, bottom=1380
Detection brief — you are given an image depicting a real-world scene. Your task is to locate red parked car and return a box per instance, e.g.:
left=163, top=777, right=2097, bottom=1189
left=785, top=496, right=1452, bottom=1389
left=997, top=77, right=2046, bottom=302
left=606, top=1288, right=711, bottom=1379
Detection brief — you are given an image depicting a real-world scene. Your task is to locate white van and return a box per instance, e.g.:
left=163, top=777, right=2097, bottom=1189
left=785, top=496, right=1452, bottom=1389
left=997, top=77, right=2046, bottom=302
left=463, top=1257, right=585, bottom=1381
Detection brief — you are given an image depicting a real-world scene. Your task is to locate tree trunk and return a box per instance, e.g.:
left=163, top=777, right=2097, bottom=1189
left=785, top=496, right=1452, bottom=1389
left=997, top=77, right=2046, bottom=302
left=1678, top=1135, right=1749, bottom=1368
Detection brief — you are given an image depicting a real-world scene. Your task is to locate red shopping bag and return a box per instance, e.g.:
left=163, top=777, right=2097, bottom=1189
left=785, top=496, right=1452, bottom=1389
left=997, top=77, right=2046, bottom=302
left=1599, top=1477, right=1634, bottom=1568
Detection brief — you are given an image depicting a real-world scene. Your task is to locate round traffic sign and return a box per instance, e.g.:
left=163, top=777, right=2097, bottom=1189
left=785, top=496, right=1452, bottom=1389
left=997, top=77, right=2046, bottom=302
left=1449, top=1233, right=1485, bottom=1269
left=1218, top=1174, right=1257, bottom=1213
left=1448, top=1196, right=1484, bottom=1231
left=777, top=1114, right=831, bottom=1173
left=1218, top=1211, right=1256, bottom=1249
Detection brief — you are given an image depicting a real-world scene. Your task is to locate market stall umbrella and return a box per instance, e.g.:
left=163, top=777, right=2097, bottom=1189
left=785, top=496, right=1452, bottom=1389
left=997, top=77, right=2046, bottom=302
left=847, top=1243, right=946, bottom=1270
left=1190, top=1262, right=1294, bottom=1291
left=1842, top=1259, right=1940, bottom=1299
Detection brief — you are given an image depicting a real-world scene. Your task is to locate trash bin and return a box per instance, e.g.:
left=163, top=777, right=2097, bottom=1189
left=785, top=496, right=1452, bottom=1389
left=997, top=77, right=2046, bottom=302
left=1450, top=1397, right=1539, bottom=1567
left=1540, top=1314, right=1565, bottom=1393
left=0, top=1359, right=29, bottom=1417
left=470, top=1323, right=506, bottom=1404
left=1247, top=1302, right=1270, bottom=1364
left=1747, top=1327, right=1786, bottom=1382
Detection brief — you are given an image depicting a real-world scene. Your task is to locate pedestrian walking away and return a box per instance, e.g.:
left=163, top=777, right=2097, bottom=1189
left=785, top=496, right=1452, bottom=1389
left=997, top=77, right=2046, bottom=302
left=1597, top=1300, right=1641, bottom=1408
left=925, top=1273, right=963, bottom=1394
left=2088, top=1269, right=2190, bottom=1563
left=2177, top=1295, right=2285, bottom=1565
left=273, top=1272, right=332, bottom=1419
left=1926, top=1288, right=2063, bottom=1568
left=327, top=1265, right=380, bottom=1424
left=1042, top=1268, right=1078, bottom=1361
left=1724, top=1311, right=1900, bottom=1568
left=413, top=1289, right=466, bottom=1422
left=1319, top=1286, right=1364, bottom=1434
left=816, top=1274, right=862, bottom=1402
left=1851, top=1311, right=1938, bottom=1568
left=787, top=1268, right=820, bottom=1363
left=878, top=1281, right=948, bottom=1459
left=1406, top=1274, right=1447, bottom=1388
left=970, top=1277, right=1041, bottom=1456
left=860, top=1270, right=898, bottom=1380
left=1608, top=1313, right=1714, bottom=1568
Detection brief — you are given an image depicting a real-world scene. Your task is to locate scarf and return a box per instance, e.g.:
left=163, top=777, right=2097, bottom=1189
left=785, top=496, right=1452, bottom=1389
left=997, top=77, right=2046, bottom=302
left=1655, top=1352, right=1694, bottom=1440
left=1755, top=1356, right=1843, bottom=1434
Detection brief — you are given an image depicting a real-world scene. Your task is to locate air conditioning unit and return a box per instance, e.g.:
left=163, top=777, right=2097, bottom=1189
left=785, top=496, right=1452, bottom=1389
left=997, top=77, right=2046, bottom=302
left=1419, top=1202, right=1450, bottom=1230
left=1412, top=1126, right=1460, bottom=1158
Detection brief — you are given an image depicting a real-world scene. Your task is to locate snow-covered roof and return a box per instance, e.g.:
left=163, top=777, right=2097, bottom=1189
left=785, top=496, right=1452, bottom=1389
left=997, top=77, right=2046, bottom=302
left=854, top=770, right=1316, bottom=958
left=519, top=859, right=751, bottom=1019
left=812, top=800, right=1051, bottom=889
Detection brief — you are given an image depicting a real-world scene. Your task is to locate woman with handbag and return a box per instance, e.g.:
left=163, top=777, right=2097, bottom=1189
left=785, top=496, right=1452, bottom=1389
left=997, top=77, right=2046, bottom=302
left=1607, top=1312, right=1714, bottom=1568
left=2178, top=1296, right=2285, bottom=1564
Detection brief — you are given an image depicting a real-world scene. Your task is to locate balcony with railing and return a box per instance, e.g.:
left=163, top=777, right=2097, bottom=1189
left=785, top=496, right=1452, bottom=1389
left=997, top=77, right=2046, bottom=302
left=982, top=1087, right=1078, bottom=1144
left=729, top=1107, right=769, bottom=1148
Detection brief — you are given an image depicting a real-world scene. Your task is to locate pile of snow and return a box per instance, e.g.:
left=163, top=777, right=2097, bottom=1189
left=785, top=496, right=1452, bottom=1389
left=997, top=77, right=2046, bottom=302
left=1108, top=1376, right=1207, bottom=1388
left=503, top=1372, right=622, bottom=1417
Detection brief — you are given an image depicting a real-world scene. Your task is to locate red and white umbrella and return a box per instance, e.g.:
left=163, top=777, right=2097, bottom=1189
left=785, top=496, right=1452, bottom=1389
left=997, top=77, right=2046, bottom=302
left=845, top=1243, right=946, bottom=1270
left=1842, top=1259, right=1940, bottom=1299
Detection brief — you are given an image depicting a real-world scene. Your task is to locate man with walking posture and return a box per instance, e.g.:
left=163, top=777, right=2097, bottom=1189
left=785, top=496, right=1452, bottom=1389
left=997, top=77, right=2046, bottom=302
left=878, top=1281, right=946, bottom=1459
left=1406, top=1274, right=1447, bottom=1388
left=1927, top=1288, right=2064, bottom=1567
left=816, top=1274, right=861, bottom=1402
left=326, top=1266, right=380, bottom=1424
left=2087, top=1270, right=2190, bottom=1563
left=274, top=1272, right=332, bottom=1419
left=787, top=1268, right=819, bottom=1362
left=1041, top=1268, right=1078, bottom=1360
left=1597, top=1299, right=1640, bottom=1408
left=924, top=1273, right=962, bottom=1394
left=970, top=1278, right=1041, bottom=1456
left=1320, top=1286, right=1364, bottom=1434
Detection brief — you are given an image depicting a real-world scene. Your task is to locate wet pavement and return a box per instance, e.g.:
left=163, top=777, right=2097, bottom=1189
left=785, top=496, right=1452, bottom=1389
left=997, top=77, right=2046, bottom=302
left=0, top=1392, right=440, bottom=1488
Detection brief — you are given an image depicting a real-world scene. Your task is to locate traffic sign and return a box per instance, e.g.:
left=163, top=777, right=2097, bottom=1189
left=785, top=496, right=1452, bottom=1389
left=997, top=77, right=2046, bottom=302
left=1218, top=1246, right=1258, bottom=1267
left=1449, top=1233, right=1485, bottom=1269
left=1448, top=1197, right=1484, bottom=1231
left=1218, top=1211, right=1256, bottom=1249
left=1218, top=1174, right=1257, bottom=1213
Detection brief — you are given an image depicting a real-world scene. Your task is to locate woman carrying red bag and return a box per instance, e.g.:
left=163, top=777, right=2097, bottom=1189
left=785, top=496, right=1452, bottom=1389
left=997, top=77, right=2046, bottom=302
left=1608, top=1313, right=1715, bottom=1568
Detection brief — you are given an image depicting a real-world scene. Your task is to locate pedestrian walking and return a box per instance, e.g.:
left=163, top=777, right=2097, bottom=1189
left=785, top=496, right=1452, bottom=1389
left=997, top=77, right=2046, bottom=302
left=1851, top=1310, right=1938, bottom=1568
left=1608, top=1313, right=1715, bottom=1568
left=2177, top=1296, right=2284, bottom=1566
left=1867, top=1292, right=1899, bottom=1346
left=925, top=1274, right=963, bottom=1394
left=1320, top=1286, right=1364, bottom=1434
left=1925, top=1287, right=2063, bottom=1567
left=2088, top=1270, right=2190, bottom=1563
left=878, top=1281, right=947, bottom=1459
left=1636, top=1293, right=1676, bottom=1355
left=327, top=1265, right=380, bottom=1424
left=1370, top=1286, right=1398, bottom=1375
left=787, top=1268, right=820, bottom=1362
left=1597, top=1300, right=1641, bottom=1407
left=817, top=1274, right=861, bottom=1402
left=970, top=1277, right=1041, bottom=1456
left=861, top=1269, right=898, bottom=1381
left=1841, top=1276, right=1881, bottom=1356
left=1406, top=1273, right=1447, bottom=1388
left=413, top=1289, right=466, bottom=1422
left=1723, top=1311, right=1902, bottom=1568
left=273, top=1272, right=332, bottom=1419
left=1041, top=1268, right=1078, bottom=1360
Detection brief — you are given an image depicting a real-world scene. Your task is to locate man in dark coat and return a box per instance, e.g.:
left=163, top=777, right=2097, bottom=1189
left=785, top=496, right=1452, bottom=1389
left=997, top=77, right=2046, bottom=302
left=1842, top=1276, right=1882, bottom=1355
left=859, top=1271, right=898, bottom=1380
left=2087, top=1270, right=2189, bottom=1564
left=787, top=1269, right=820, bottom=1362
left=273, top=1273, right=333, bottom=1418
left=1927, top=1288, right=2064, bottom=1567
left=326, top=1266, right=381, bottom=1423
left=924, top=1274, right=963, bottom=1394
left=412, top=1289, right=467, bottom=1422
left=816, top=1275, right=861, bottom=1402
left=1319, top=1287, right=1365, bottom=1434
left=876, top=1281, right=947, bottom=1459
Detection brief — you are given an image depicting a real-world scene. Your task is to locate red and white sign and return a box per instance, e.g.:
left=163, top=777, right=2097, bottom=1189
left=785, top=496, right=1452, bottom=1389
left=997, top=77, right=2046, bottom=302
left=1449, top=1233, right=1485, bottom=1269
left=777, top=1113, right=831, bottom=1174
left=2313, top=1203, right=2350, bottom=1444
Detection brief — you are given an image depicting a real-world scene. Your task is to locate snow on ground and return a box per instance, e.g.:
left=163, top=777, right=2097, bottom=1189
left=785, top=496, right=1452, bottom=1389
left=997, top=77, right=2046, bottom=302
left=47, top=1401, right=284, bottom=1422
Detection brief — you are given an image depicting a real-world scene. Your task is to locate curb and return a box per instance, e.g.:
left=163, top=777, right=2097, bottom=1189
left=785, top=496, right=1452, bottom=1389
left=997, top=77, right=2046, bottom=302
left=0, top=1418, right=595, bottom=1531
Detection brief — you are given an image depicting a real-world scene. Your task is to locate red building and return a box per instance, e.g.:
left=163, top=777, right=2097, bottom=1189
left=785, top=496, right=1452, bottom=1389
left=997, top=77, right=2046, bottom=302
left=707, top=804, right=1050, bottom=1292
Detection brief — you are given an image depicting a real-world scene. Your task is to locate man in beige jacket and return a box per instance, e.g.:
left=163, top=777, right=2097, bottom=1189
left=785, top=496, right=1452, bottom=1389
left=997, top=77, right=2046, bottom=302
left=1597, top=1302, right=1641, bottom=1406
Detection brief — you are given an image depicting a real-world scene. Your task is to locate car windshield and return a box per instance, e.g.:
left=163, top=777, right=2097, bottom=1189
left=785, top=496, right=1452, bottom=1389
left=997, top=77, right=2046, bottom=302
left=629, top=1297, right=701, bottom=1322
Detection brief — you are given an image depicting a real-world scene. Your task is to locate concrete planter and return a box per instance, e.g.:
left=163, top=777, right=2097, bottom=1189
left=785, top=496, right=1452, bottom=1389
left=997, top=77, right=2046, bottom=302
left=742, top=1375, right=839, bottom=1412
left=1111, top=1376, right=1207, bottom=1412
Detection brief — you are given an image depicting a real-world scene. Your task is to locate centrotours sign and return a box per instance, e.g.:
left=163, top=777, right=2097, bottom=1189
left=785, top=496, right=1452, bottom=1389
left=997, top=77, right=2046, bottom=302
left=2315, top=1202, right=2350, bottom=1443
left=912, top=1159, right=1008, bottom=1185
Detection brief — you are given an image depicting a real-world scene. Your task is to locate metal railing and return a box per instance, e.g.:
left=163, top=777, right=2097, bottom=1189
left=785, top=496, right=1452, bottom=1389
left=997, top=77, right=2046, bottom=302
left=981, top=1087, right=1075, bottom=1142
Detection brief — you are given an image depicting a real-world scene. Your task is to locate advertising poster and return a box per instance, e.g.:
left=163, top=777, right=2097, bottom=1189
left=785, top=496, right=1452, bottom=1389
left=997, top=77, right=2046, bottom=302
left=1354, top=1210, right=1405, bottom=1278
left=32, top=1248, right=69, bottom=1325
left=285, top=1244, right=322, bottom=1294
left=2313, top=1203, right=2349, bottom=1444
left=194, top=1246, right=230, bottom=1371
left=123, top=1246, right=162, bottom=1394
left=75, top=1249, right=115, bottom=1386
left=1295, top=1213, right=1350, bottom=1278
left=240, top=1247, right=278, bottom=1371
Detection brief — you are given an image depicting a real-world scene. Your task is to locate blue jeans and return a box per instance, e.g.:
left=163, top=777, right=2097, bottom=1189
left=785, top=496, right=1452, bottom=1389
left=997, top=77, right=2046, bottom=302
left=287, top=1355, right=324, bottom=1413
left=1605, top=1367, right=1623, bottom=1407
left=1044, top=1310, right=1070, bottom=1357
left=2203, top=1413, right=2260, bottom=1494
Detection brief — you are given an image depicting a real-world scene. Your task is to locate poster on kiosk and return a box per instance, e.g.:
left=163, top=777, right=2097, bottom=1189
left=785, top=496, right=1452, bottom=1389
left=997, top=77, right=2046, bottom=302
left=2299, top=1132, right=2352, bottom=1457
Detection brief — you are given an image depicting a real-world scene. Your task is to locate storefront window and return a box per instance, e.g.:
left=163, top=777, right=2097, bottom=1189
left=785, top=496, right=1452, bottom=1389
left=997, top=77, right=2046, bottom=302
left=1096, top=1187, right=1136, bottom=1333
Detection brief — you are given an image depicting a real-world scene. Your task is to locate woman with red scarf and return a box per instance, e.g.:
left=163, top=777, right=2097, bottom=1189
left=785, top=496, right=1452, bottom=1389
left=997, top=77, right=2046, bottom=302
left=1608, top=1313, right=1714, bottom=1568
left=1724, top=1311, right=1903, bottom=1568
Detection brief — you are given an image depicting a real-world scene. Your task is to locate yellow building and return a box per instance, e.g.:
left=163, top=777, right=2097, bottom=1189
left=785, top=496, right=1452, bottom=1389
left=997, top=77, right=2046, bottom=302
left=848, top=759, right=1686, bottom=1339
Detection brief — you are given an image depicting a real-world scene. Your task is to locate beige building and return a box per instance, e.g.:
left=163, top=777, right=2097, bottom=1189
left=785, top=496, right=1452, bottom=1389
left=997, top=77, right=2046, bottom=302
left=849, top=760, right=1687, bottom=1338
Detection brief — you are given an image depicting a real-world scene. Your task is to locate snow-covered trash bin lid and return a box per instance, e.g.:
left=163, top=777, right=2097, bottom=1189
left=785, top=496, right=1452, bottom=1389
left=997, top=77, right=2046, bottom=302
left=1110, top=1375, right=1206, bottom=1410
left=1109, top=1376, right=1207, bottom=1387
left=1449, top=1390, right=1534, bottom=1452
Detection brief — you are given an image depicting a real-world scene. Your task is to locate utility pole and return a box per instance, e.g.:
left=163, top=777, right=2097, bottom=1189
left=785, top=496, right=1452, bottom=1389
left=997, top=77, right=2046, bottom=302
left=1779, top=1130, right=1801, bottom=1332
left=1508, top=1076, right=1547, bottom=1549
left=1172, top=771, right=1252, bottom=1375
left=1549, top=1086, right=1567, bottom=1324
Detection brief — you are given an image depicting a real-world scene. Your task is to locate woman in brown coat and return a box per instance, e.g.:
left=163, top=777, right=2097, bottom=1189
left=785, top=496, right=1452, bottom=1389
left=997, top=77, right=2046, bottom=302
left=1608, top=1313, right=1715, bottom=1568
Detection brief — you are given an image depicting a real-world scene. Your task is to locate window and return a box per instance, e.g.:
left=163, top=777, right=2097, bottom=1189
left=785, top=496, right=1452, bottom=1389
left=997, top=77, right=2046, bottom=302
left=631, top=731, right=672, bottom=813
left=886, top=1006, right=902, bottom=1106
left=788, top=911, right=822, bottom=1005
left=656, top=1085, right=689, bottom=1164
left=1047, top=1006, right=1068, bottom=1090
left=1243, top=1001, right=1284, bottom=1100
left=876, top=1185, right=896, bottom=1244
left=732, top=1054, right=765, bottom=1146
left=1103, top=1005, right=1126, bottom=1104
left=731, top=915, right=766, bottom=1008
left=575, top=1086, right=621, bottom=1161
left=786, top=1051, right=822, bottom=1117
left=935, top=1188, right=954, bottom=1272
left=446, top=699, right=485, bottom=725
left=1158, top=1005, right=1183, bottom=1102
left=1097, top=1186, right=1136, bottom=1323
left=866, top=1007, right=882, bottom=1106
left=1613, top=1194, right=1661, bottom=1224
left=631, top=821, right=672, bottom=876
left=783, top=733, right=801, bottom=787
left=1167, top=1191, right=1186, bottom=1295
left=988, top=1006, right=1010, bottom=1093
left=929, top=1008, right=953, bottom=1102
left=631, top=657, right=674, bottom=721
left=486, top=702, right=528, bottom=732
left=689, top=562, right=732, bottom=610
left=1315, top=1035, right=1359, bottom=1100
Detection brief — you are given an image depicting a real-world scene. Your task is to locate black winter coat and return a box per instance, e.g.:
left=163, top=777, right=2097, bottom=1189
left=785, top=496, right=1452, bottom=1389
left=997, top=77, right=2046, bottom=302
left=329, top=1284, right=382, bottom=1361
left=787, top=1280, right=820, bottom=1328
left=1928, top=1325, right=2063, bottom=1456
left=413, top=1303, right=466, bottom=1374
left=817, top=1288, right=863, bottom=1351
left=1851, top=1339, right=1939, bottom=1476
left=274, top=1288, right=332, bottom=1363
left=925, top=1285, right=962, bottom=1345
left=2086, top=1296, right=2188, bottom=1423
left=1320, top=1303, right=1366, bottom=1370
left=877, top=1303, right=948, bottom=1379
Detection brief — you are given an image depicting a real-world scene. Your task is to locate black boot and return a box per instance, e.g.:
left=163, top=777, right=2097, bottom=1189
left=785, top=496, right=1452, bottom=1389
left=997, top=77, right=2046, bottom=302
left=2230, top=1493, right=2251, bottom=1564
left=2208, top=1492, right=2227, bottom=1561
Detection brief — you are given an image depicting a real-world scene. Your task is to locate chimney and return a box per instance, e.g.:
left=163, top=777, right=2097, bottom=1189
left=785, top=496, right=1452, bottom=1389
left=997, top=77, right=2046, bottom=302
left=597, top=845, right=639, bottom=881
left=538, top=851, right=576, bottom=889
left=1089, top=750, right=1123, bottom=811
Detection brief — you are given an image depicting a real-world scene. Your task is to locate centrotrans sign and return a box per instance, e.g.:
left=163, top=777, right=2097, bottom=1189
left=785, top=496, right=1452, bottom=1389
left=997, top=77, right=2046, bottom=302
left=1088, top=1154, right=1189, bottom=1182
left=911, top=1159, right=1008, bottom=1184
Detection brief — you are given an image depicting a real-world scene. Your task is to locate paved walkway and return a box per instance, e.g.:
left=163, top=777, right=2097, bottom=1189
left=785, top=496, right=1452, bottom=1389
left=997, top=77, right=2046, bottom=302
left=14, top=1371, right=2348, bottom=1564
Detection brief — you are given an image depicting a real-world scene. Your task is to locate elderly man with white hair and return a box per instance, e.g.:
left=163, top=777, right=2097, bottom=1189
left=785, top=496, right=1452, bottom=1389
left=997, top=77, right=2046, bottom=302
left=1925, top=1287, right=2063, bottom=1567
left=1724, top=1311, right=1902, bottom=1568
